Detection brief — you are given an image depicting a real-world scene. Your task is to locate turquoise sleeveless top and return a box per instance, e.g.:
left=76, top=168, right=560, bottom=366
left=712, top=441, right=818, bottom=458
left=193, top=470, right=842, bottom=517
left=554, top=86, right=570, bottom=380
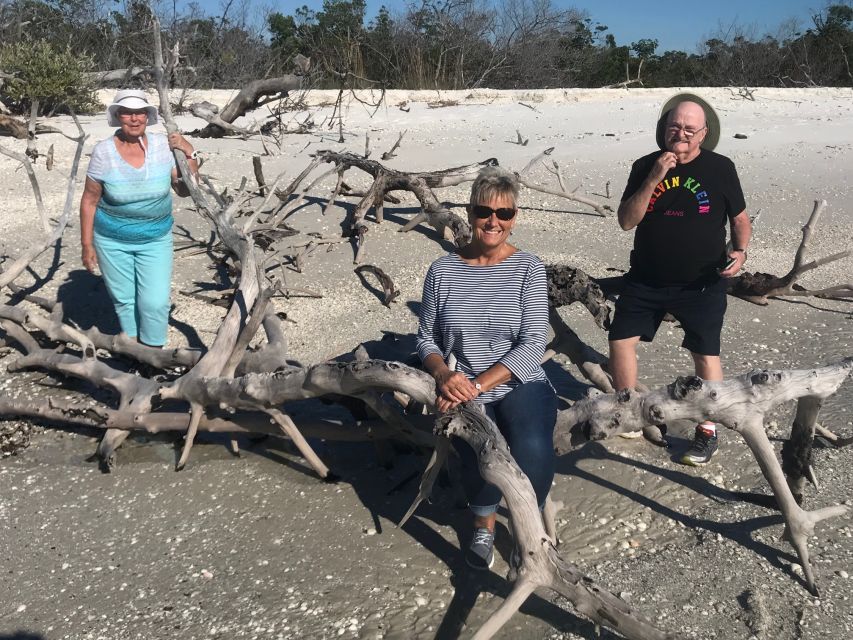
left=86, top=132, right=174, bottom=243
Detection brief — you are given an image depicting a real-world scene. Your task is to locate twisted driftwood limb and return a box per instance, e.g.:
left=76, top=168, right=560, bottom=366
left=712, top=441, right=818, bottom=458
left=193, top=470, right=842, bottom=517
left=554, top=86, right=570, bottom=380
left=354, top=264, right=400, bottom=306
left=520, top=168, right=612, bottom=217
left=544, top=264, right=614, bottom=392
left=546, top=264, right=611, bottom=330
left=381, top=130, right=406, bottom=160
left=398, top=438, right=450, bottom=528
left=729, top=200, right=853, bottom=303
left=440, top=404, right=675, bottom=640
left=313, top=150, right=491, bottom=247
left=266, top=407, right=331, bottom=479
left=780, top=398, right=818, bottom=506
left=193, top=73, right=306, bottom=138
left=82, top=66, right=197, bottom=87
left=0, top=397, right=432, bottom=444
left=0, top=115, right=87, bottom=289
left=0, top=305, right=96, bottom=359
left=0, top=113, right=64, bottom=139
left=559, top=359, right=853, bottom=596
left=547, top=309, right=613, bottom=392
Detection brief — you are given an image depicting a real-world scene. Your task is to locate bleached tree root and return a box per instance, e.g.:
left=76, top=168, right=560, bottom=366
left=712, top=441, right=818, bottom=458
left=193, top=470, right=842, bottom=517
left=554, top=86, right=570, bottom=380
left=559, top=359, right=853, bottom=596
left=440, top=404, right=676, bottom=640
left=814, top=423, right=853, bottom=447
left=313, top=150, right=489, bottom=247
left=729, top=200, right=853, bottom=304
left=398, top=438, right=451, bottom=528
left=0, top=397, right=430, bottom=444
left=267, top=408, right=331, bottom=479
left=548, top=309, right=613, bottom=392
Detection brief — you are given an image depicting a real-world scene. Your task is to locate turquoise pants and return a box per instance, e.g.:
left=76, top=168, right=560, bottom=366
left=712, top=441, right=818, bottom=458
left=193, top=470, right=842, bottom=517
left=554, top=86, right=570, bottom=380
left=94, top=231, right=172, bottom=346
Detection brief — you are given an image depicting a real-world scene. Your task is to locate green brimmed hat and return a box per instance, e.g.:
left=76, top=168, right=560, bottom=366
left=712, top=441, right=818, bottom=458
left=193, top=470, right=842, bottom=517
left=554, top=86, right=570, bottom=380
left=656, top=92, right=720, bottom=151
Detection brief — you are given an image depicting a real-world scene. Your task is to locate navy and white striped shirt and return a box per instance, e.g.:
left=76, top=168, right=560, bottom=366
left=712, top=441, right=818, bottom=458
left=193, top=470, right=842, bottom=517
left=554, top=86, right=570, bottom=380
left=416, top=250, right=550, bottom=403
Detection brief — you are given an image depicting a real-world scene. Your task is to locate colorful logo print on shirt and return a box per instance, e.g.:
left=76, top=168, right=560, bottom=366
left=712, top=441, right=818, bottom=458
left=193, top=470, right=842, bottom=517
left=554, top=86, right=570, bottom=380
left=646, top=176, right=711, bottom=215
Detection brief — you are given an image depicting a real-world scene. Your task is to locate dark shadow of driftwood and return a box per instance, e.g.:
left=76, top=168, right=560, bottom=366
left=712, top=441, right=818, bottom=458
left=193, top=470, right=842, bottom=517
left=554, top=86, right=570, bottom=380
left=55, top=269, right=120, bottom=334
left=556, top=442, right=804, bottom=589
left=7, top=236, right=66, bottom=304
left=329, top=440, right=608, bottom=640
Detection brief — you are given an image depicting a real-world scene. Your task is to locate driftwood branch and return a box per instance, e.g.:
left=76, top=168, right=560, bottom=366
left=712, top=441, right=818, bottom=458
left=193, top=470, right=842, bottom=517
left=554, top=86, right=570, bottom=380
left=439, top=404, right=675, bottom=640
left=558, top=359, right=853, bottom=596
left=354, top=264, right=400, bottom=306
left=193, top=73, right=307, bottom=138
left=313, top=150, right=492, bottom=248
left=520, top=158, right=612, bottom=216
left=0, top=114, right=87, bottom=289
left=729, top=200, right=852, bottom=303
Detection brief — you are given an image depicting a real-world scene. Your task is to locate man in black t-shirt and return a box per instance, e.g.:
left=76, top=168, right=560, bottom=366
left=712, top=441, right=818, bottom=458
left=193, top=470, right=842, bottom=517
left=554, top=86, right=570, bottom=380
left=609, top=93, right=752, bottom=465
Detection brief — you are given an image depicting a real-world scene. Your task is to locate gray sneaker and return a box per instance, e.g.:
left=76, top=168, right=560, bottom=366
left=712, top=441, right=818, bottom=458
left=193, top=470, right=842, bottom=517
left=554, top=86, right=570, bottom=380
left=680, top=426, right=719, bottom=466
left=465, top=527, right=495, bottom=570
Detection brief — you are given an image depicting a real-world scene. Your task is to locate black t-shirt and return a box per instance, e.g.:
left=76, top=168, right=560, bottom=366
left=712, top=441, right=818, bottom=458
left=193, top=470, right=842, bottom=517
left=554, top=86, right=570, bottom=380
left=621, top=149, right=746, bottom=286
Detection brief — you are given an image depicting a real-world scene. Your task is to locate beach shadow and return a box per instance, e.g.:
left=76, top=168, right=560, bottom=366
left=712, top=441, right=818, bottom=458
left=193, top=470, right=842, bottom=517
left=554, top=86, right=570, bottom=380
left=768, top=296, right=853, bottom=316
left=328, top=440, right=604, bottom=639
left=55, top=269, right=120, bottom=334
left=556, top=442, right=802, bottom=586
left=405, top=300, right=421, bottom=318
left=6, top=236, right=65, bottom=304
left=168, top=306, right=208, bottom=351
left=0, top=633, right=48, bottom=640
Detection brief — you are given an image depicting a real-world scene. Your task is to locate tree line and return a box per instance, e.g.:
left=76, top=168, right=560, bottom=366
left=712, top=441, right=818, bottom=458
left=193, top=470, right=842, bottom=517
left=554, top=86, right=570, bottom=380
left=0, top=0, right=851, bottom=114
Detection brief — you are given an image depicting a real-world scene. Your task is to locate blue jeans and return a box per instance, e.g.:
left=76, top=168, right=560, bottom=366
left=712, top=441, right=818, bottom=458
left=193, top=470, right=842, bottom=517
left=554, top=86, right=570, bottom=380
left=456, top=380, right=558, bottom=516
left=94, top=231, right=173, bottom=346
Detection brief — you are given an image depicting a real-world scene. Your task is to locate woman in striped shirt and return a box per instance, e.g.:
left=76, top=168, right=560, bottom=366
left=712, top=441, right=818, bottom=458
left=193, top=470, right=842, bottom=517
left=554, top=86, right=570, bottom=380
left=416, top=167, right=557, bottom=570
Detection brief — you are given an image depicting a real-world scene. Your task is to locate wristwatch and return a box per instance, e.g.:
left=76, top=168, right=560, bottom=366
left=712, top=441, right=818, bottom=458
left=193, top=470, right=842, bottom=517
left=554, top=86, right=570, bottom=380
left=474, top=382, right=482, bottom=392
left=185, top=149, right=199, bottom=160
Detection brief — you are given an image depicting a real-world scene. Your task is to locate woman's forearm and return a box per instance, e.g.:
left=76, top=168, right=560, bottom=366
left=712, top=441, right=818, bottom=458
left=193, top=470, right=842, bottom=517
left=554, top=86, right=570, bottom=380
left=80, top=203, right=95, bottom=246
left=79, top=178, right=102, bottom=247
left=423, top=353, right=452, bottom=378
left=473, top=363, right=513, bottom=393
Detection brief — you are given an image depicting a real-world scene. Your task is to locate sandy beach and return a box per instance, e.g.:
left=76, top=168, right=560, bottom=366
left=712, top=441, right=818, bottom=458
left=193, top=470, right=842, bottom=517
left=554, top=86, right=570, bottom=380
left=1, top=86, right=852, bottom=639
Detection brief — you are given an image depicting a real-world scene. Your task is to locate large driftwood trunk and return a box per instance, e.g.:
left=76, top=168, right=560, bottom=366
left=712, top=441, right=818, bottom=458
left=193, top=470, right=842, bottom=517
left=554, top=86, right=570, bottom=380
left=192, top=75, right=305, bottom=138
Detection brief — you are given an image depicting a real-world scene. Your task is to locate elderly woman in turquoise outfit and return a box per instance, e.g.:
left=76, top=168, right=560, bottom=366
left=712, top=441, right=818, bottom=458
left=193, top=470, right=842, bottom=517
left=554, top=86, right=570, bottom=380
left=79, top=89, right=198, bottom=347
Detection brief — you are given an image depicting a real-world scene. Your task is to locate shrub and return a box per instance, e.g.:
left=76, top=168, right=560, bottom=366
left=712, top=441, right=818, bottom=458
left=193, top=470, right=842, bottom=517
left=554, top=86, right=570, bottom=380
left=0, top=39, right=99, bottom=115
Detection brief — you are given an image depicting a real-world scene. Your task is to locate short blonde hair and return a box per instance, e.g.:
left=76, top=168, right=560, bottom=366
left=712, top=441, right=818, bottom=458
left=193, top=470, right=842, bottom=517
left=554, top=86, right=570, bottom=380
left=469, top=166, right=519, bottom=209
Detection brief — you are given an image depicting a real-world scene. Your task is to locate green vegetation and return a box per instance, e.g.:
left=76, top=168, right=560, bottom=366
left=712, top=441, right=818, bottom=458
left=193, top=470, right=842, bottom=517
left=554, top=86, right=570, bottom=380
left=0, top=0, right=850, bottom=104
left=0, top=38, right=97, bottom=114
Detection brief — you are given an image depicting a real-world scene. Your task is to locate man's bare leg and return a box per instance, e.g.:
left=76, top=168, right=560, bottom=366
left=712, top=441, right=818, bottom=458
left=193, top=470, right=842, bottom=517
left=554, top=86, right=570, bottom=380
left=692, top=352, right=723, bottom=382
left=680, top=352, right=723, bottom=465
left=609, top=336, right=641, bottom=391
left=609, top=337, right=643, bottom=438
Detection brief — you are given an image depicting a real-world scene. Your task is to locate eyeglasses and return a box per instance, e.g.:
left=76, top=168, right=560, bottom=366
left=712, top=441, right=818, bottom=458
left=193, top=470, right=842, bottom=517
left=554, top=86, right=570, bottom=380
left=666, top=124, right=706, bottom=139
left=117, top=110, right=148, bottom=120
left=471, top=204, right=517, bottom=221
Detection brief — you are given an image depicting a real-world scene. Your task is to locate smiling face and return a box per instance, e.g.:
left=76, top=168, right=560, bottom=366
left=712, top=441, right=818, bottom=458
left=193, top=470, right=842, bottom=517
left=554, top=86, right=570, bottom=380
left=116, top=108, right=148, bottom=139
left=468, top=193, right=517, bottom=251
left=665, top=101, right=707, bottom=160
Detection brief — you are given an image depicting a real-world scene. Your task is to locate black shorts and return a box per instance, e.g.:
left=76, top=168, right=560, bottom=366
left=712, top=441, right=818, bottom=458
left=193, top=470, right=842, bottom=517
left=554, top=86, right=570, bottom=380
left=608, top=278, right=727, bottom=356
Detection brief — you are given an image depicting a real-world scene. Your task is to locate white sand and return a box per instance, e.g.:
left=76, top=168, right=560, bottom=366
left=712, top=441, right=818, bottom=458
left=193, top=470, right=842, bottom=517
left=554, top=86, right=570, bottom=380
left=2, top=88, right=852, bottom=639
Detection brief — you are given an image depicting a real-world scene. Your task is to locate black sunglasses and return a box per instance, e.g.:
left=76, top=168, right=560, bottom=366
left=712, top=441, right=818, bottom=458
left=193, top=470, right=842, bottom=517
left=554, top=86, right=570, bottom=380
left=471, top=204, right=517, bottom=221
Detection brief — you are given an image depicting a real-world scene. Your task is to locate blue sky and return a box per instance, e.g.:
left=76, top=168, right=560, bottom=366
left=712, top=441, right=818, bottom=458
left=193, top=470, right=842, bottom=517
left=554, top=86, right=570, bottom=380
left=191, top=0, right=828, bottom=53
